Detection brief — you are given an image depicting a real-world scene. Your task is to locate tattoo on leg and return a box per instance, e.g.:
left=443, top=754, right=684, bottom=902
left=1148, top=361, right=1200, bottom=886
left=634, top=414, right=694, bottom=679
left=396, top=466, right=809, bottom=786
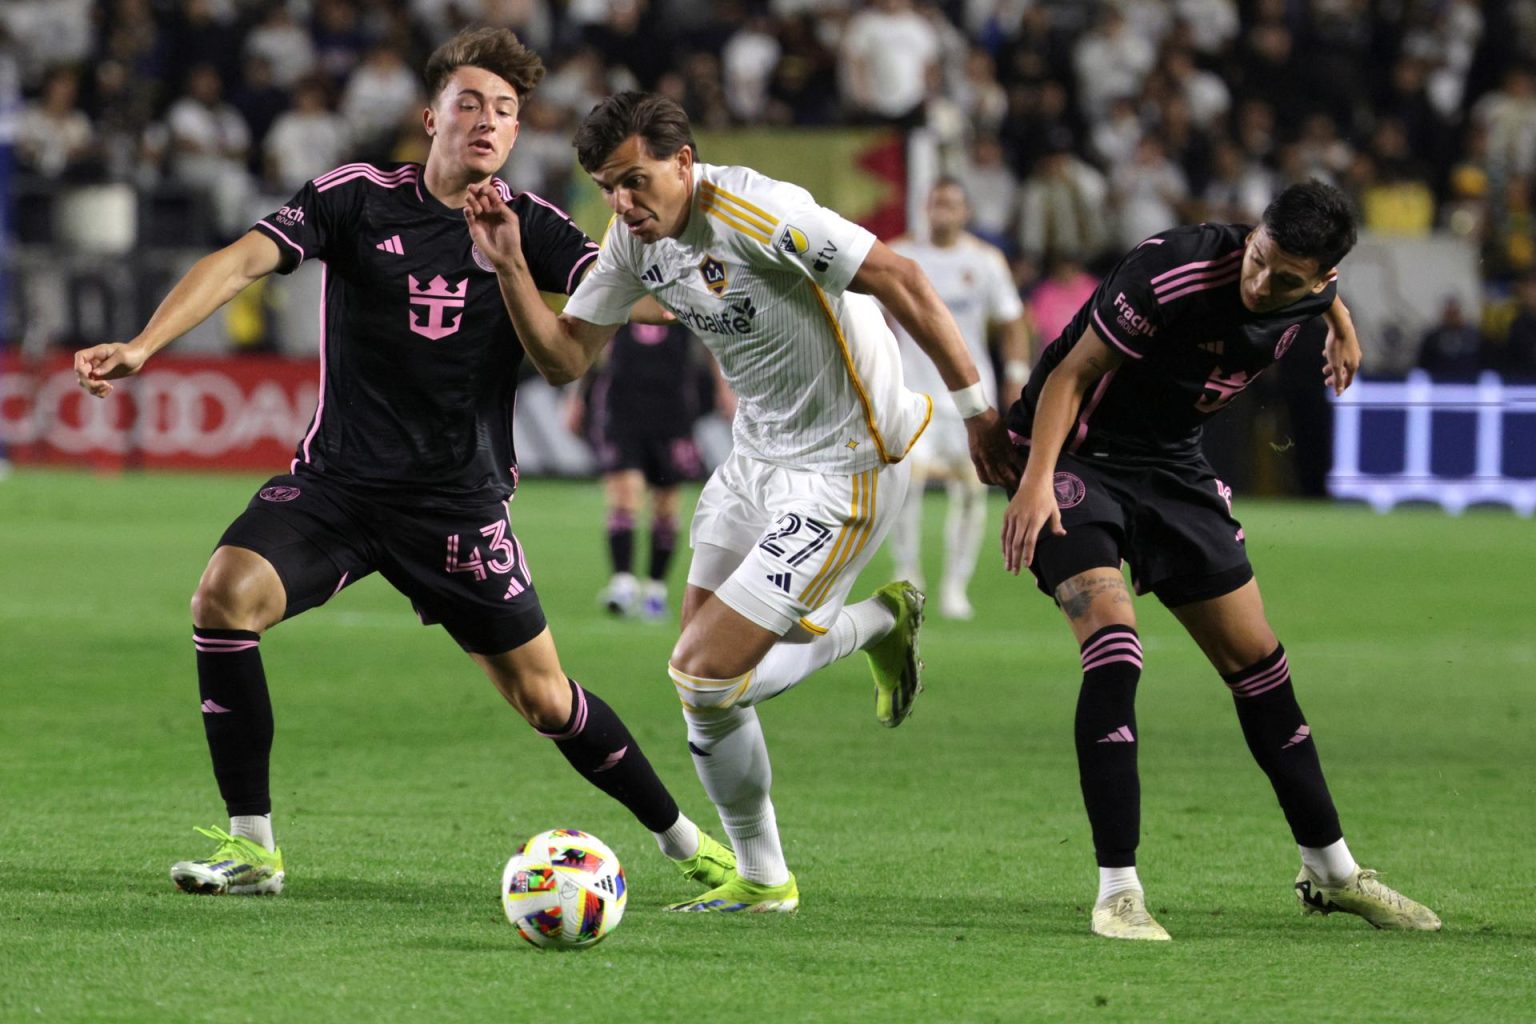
left=1056, top=574, right=1132, bottom=621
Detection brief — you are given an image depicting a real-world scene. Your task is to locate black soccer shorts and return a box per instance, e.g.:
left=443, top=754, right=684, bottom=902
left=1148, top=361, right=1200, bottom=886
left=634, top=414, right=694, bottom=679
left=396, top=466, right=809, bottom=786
left=1027, top=451, right=1255, bottom=608
left=594, top=432, right=702, bottom=487
left=216, top=470, right=547, bottom=654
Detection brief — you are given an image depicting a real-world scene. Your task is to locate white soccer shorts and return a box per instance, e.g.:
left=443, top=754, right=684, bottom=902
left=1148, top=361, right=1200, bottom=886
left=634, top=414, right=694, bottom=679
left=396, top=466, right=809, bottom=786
left=688, top=448, right=912, bottom=635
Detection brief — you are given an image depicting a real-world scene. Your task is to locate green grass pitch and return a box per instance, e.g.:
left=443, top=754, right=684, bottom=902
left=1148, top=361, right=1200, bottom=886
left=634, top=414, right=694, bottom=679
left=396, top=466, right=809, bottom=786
left=2, top=468, right=1532, bottom=1023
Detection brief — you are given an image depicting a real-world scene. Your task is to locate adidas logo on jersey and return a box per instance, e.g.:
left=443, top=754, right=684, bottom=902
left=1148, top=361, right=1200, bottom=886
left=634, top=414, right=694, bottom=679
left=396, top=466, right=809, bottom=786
left=766, top=572, right=792, bottom=593
left=375, top=235, right=405, bottom=255
left=642, top=264, right=664, bottom=284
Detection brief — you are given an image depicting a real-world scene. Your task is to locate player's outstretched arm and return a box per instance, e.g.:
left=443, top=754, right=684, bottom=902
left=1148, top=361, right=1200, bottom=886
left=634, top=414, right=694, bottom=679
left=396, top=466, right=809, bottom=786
left=463, top=182, right=615, bottom=385
left=74, top=231, right=281, bottom=397
left=1321, top=295, right=1361, bottom=396
left=1001, top=328, right=1121, bottom=574
left=850, top=240, right=1020, bottom=488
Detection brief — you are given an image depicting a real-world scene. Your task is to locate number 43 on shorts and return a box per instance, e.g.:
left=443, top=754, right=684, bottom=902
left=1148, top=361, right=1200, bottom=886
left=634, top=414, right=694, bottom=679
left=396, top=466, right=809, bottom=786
left=444, top=517, right=529, bottom=600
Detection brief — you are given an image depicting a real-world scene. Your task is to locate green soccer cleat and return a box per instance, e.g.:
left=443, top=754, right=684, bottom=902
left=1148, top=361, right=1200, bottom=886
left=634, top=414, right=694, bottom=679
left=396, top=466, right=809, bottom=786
left=170, top=826, right=285, bottom=895
left=1091, top=890, right=1172, bottom=941
left=674, top=829, right=737, bottom=889
left=664, top=872, right=799, bottom=913
left=1295, top=866, right=1442, bottom=931
left=866, top=581, right=925, bottom=728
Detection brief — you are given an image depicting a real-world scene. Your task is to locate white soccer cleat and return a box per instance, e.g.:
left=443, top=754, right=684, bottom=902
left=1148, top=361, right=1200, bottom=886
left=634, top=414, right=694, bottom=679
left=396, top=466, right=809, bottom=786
left=1091, top=890, right=1172, bottom=941
left=600, top=572, right=639, bottom=617
left=938, top=583, right=974, bottom=621
left=1295, top=866, right=1442, bottom=931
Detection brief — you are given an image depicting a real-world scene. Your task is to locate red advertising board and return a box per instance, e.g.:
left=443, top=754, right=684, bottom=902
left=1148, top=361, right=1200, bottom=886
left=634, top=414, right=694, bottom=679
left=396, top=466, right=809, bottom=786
left=1, top=353, right=318, bottom=471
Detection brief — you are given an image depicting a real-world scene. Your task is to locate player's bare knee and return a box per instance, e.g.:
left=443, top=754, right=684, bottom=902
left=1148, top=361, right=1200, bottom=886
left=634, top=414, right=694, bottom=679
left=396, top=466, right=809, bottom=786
left=190, top=549, right=284, bottom=632
left=499, top=670, right=572, bottom=731
left=1055, top=569, right=1136, bottom=636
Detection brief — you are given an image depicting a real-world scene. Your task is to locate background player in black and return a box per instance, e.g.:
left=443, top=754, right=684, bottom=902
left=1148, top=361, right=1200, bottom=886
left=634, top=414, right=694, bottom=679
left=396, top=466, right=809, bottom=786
left=72, top=28, right=734, bottom=897
left=567, top=321, right=726, bottom=621
left=1000, top=181, right=1441, bottom=939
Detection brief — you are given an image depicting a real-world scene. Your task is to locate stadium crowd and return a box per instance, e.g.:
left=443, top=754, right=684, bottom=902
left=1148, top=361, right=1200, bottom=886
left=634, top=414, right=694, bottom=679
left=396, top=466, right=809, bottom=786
left=2, top=0, right=1535, bottom=376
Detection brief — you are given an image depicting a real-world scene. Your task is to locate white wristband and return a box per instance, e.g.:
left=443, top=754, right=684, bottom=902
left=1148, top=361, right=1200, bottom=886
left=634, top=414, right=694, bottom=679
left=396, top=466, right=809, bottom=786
left=949, top=381, right=989, bottom=419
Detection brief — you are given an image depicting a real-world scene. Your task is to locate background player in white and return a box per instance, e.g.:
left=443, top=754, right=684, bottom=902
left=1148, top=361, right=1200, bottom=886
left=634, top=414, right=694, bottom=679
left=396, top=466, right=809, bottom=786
left=463, top=91, right=1020, bottom=912
left=886, top=179, right=1032, bottom=620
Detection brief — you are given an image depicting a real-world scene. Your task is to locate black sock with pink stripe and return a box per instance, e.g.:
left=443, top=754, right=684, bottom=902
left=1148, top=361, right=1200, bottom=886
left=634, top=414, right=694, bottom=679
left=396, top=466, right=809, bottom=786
left=648, top=513, right=677, bottom=582
left=193, top=628, right=273, bottom=816
left=1075, top=625, right=1143, bottom=867
left=1223, top=644, right=1342, bottom=847
left=540, top=678, right=680, bottom=832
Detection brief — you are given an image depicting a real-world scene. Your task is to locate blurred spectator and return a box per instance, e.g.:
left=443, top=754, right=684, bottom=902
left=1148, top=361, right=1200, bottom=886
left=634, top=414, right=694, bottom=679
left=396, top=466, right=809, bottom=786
left=953, top=47, right=1008, bottom=137
left=956, top=134, right=1017, bottom=250
left=1235, top=98, right=1278, bottom=165
left=1027, top=255, right=1098, bottom=346
left=499, top=98, right=574, bottom=199
left=230, top=55, right=290, bottom=173
left=341, top=44, right=422, bottom=159
left=1358, top=117, right=1435, bottom=236
left=1376, top=56, right=1450, bottom=184
left=1174, top=0, right=1240, bottom=57
left=1200, top=138, right=1274, bottom=223
left=0, top=0, right=93, bottom=83
left=1091, top=96, right=1142, bottom=169
left=1160, top=47, right=1229, bottom=132
left=841, top=0, right=940, bottom=127
left=1017, top=129, right=1108, bottom=268
left=98, top=0, right=169, bottom=83
left=1110, top=135, right=1189, bottom=250
left=999, top=78, right=1074, bottom=179
left=765, top=14, right=840, bottom=126
left=1405, top=0, right=1484, bottom=120
left=162, top=63, right=254, bottom=238
left=1293, top=114, right=1353, bottom=186
left=15, top=66, right=96, bottom=180
left=1506, top=274, right=1536, bottom=379
left=264, top=76, right=349, bottom=193
left=312, top=0, right=370, bottom=85
left=1487, top=175, right=1536, bottom=280
left=1072, top=4, right=1155, bottom=123
left=167, top=0, right=242, bottom=86
left=540, top=48, right=608, bottom=118
left=721, top=13, right=781, bottom=122
left=245, top=2, right=318, bottom=90
left=1416, top=296, right=1488, bottom=379
left=1472, top=67, right=1536, bottom=180
left=1236, top=15, right=1300, bottom=129
left=678, top=51, right=731, bottom=130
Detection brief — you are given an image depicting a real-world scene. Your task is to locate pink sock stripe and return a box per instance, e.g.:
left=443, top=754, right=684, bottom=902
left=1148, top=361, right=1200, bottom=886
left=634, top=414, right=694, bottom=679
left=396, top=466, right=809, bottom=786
left=1081, top=630, right=1142, bottom=660
left=537, top=684, right=589, bottom=740
left=1081, top=641, right=1144, bottom=667
left=193, top=638, right=260, bottom=653
left=1227, top=655, right=1290, bottom=697
left=1082, top=652, right=1144, bottom=673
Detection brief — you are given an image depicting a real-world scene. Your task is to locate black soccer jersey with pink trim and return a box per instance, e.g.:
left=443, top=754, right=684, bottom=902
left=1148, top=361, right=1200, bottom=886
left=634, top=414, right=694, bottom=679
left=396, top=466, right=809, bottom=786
left=252, top=162, right=599, bottom=502
left=1006, top=222, right=1337, bottom=460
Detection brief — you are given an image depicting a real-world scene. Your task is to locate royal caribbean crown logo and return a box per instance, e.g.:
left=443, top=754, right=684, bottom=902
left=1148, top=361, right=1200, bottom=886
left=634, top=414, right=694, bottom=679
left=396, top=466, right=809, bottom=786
left=698, top=255, right=728, bottom=297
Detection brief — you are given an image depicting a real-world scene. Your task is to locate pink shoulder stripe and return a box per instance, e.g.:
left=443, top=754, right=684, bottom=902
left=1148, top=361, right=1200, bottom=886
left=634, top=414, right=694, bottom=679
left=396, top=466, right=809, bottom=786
left=1157, top=270, right=1240, bottom=305
left=1148, top=248, right=1241, bottom=285
left=1090, top=308, right=1144, bottom=360
left=314, top=162, right=417, bottom=188
left=316, top=168, right=420, bottom=194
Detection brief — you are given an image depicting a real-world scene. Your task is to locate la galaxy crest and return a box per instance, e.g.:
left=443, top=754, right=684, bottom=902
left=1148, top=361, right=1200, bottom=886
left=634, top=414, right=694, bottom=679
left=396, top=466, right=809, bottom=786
left=698, top=254, right=728, bottom=296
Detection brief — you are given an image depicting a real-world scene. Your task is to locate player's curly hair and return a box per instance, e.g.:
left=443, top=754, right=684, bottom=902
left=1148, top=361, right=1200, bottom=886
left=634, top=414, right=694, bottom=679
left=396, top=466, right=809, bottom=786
left=424, top=28, right=545, bottom=103
left=573, top=91, right=699, bottom=172
left=1261, top=180, right=1358, bottom=272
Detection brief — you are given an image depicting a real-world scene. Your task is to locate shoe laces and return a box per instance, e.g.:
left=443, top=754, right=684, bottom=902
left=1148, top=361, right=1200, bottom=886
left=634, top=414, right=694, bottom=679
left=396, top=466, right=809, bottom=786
left=1110, top=893, right=1154, bottom=924
left=194, top=825, right=263, bottom=861
left=1352, top=869, right=1408, bottom=909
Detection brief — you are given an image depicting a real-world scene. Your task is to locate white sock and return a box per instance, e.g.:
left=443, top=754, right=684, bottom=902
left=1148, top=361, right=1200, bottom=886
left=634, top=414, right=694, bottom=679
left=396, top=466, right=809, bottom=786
left=682, top=705, right=788, bottom=885
left=889, top=474, right=925, bottom=584
left=652, top=812, right=701, bottom=861
left=1097, top=865, right=1141, bottom=904
left=943, top=480, right=986, bottom=592
left=1300, top=838, right=1358, bottom=886
left=743, top=598, right=895, bottom=704
left=230, top=814, right=274, bottom=852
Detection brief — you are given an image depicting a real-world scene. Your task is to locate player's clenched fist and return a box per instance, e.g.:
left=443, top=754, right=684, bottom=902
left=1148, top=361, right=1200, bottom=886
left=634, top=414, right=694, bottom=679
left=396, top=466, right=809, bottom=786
left=463, top=182, right=524, bottom=273
left=74, top=341, right=148, bottom=398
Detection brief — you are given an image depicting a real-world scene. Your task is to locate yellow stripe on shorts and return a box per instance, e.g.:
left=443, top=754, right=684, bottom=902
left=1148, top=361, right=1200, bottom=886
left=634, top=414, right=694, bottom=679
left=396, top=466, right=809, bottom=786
left=799, top=469, right=878, bottom=608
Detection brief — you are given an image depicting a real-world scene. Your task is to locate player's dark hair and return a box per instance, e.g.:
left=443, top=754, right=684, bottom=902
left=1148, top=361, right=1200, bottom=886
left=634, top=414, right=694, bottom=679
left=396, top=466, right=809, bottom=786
left=1261, top=180, right=1358, bottom=272
left=424, top=27, right=545, bottom=103
left=574, top=91, right=698, bottom=171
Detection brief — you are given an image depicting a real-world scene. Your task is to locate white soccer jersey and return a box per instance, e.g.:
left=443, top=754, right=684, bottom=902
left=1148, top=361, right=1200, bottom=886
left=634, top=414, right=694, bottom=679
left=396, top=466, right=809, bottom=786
left=563, top=162, right=933, bottom=473
left=888, top=234, right=1023, bottom=409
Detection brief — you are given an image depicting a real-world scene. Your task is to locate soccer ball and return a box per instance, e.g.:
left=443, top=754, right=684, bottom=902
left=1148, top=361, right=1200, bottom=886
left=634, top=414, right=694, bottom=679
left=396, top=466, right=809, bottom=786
left=501, top=829, right=627, bottom=950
